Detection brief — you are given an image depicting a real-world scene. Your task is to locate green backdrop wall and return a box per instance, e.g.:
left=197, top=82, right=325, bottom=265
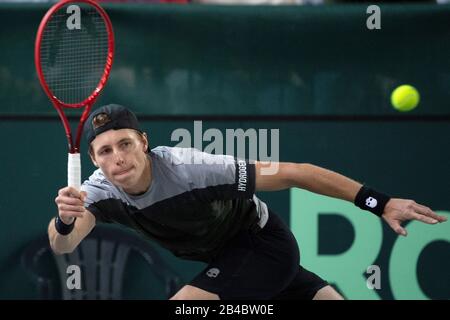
left=0, top=4, right=449, bottom=299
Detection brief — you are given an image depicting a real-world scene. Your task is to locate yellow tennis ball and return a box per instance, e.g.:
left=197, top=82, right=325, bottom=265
left=391, top=85, right=420, bottom=112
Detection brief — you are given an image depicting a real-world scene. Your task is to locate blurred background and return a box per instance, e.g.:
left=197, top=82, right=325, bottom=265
left=0, top=0, right=449, bottom=300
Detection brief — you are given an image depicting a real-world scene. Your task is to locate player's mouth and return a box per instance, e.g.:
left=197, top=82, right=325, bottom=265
left=114, top=167, right=133, bottom=177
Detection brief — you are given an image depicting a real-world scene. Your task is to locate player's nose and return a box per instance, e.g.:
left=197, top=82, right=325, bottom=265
left=113, top=149, right=125, bottom=165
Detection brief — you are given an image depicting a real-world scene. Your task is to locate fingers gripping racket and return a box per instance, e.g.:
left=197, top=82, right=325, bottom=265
left=35, top=0, right=114, bottom=190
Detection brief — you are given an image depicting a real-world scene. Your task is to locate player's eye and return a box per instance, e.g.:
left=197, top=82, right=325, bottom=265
left=121, top=141, right=131, bottom=149
left=99, top=148, right=111, bottom=155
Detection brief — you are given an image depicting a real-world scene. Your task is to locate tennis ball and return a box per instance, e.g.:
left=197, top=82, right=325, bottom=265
left=390, top=85, right=420, bottom=112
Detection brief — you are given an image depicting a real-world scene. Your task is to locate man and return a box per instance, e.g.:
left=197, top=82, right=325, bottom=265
left=49, top=104, right=447, bottom=300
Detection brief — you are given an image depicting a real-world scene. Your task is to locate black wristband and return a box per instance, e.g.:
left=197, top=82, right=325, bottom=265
left=354, top=185, right=391, bottom=217
left=55, top=216, right=76, bottom=235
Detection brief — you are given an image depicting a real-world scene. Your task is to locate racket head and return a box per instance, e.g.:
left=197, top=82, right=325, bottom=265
left=35, top=0, right=114, bottom=110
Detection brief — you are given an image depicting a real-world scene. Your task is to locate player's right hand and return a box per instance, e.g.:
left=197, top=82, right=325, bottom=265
left=55, top=187, right=87, bottom=225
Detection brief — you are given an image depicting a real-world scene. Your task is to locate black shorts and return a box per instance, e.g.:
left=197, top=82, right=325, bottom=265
left=190, top=211, right=328, bottom=300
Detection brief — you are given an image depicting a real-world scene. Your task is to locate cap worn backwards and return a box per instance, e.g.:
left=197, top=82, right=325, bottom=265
left=84, top=104, right=142, bottom=144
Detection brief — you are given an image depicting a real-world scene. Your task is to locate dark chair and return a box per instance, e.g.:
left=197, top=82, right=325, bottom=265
left=21, top=225, right=181, bottom=300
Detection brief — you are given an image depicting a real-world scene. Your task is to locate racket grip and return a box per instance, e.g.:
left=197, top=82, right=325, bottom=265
left=68, top=153, right=81, bottom=190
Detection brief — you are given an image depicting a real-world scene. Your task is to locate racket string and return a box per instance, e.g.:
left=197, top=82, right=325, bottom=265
left=39, top=4, right=110, bottom=105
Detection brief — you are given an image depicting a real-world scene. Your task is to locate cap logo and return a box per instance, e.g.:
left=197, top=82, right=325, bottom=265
left=92, top=112, right=111, bottom=129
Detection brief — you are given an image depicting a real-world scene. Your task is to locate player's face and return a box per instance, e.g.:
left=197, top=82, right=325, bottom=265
left=90, top=129, right=150, bottom=194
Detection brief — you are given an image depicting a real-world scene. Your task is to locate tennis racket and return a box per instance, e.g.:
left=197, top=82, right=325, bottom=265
left=35, top=0, right=114, bottom=190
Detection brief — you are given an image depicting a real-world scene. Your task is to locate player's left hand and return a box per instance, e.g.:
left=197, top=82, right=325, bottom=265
left=382, top=199, right=447, bottom=236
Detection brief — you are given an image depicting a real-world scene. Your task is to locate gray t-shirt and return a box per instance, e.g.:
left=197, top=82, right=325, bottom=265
left=81, top=146, right=268, bottom=262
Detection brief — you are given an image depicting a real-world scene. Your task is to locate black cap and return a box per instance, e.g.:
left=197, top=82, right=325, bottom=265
left=84, top=104, right=142, bottom=144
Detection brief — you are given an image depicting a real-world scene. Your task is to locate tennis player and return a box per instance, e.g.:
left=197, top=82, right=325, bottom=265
left=48, top=104, right=447, bottom=300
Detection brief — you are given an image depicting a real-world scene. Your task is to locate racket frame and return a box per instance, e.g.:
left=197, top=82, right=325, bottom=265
left=35, top=0, right=114, bottom=189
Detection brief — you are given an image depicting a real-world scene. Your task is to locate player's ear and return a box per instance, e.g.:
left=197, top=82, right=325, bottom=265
left=88, top=146, right=99, bottom=167
left=141, top=132, right=149, bottom=152
left=92, top=161, right=99, bottom=168
left=90, top=157, right=99, bottom=168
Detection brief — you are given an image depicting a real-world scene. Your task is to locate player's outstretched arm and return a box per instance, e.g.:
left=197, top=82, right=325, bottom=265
left=255, top=162, right=447, bottom=236
left=255, top=162, right=361, bottom=199
left=48, top=187, right=96, bottom=254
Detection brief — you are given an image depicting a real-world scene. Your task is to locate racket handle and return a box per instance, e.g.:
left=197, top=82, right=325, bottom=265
left=68, top=153, right=81, bottom=190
